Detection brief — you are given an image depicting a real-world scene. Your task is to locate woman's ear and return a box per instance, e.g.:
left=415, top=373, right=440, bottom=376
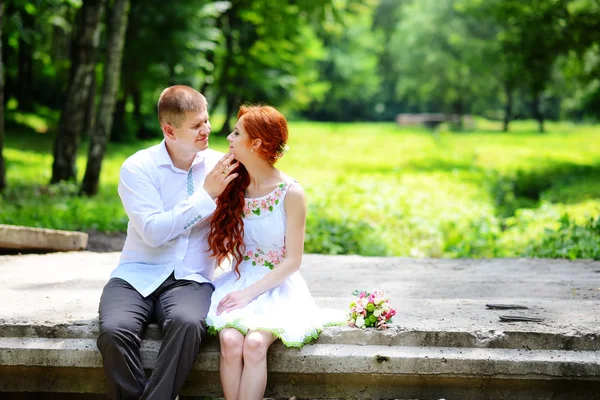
left=252, top=138, right=262, bottom=150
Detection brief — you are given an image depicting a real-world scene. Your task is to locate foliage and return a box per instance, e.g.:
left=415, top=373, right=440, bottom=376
left=526, top=215, right=600, bottom=260
left=303, top=0, right=384, bottom=121
left=3, top=119, right=599, bottom=260
left=390, top=0, right=500, bottom=115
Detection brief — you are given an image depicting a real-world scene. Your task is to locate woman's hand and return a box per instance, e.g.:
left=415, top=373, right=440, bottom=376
left=217, top=289, right=254, bottom=315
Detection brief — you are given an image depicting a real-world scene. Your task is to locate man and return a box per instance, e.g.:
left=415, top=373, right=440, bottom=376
left=97, top=85, right=239, bottom=400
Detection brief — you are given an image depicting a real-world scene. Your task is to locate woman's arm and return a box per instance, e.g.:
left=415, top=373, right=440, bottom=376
left=216, top=182, right=306, bottom=315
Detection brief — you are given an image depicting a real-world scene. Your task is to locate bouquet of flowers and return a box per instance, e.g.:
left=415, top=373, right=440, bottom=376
left=348, top=290, right=396, bottom=330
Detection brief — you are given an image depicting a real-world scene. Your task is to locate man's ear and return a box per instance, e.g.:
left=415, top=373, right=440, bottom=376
left=163, top=124, right=175, bottom=139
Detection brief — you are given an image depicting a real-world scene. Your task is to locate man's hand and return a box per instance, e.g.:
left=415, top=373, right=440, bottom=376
left=204, top=153, right=240, bottom=199
left=216, top=289, right=253, bottom=315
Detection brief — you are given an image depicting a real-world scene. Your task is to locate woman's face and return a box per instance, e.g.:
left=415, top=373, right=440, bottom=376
left=227, top=116, right=255, bottom=161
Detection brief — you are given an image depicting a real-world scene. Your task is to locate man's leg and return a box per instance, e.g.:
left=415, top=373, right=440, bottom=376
left=97, top=278, right=154, bottom=400
left=141, top=279, right=213, bottom=400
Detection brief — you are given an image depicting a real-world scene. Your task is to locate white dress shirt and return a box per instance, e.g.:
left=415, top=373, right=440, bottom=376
left=109, top=140, right=223, bottom=297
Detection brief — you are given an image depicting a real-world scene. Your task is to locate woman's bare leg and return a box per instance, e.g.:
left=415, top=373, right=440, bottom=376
left=238, top=330, right=277, bottom=400
left=218, top=328, right=245, bottom=399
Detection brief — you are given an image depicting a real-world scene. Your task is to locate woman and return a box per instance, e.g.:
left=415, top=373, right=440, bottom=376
left=206, top=105, right=339, bottom=400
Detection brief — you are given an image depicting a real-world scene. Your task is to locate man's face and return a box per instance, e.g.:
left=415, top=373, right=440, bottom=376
left=172, top=109, right=211, bottom=152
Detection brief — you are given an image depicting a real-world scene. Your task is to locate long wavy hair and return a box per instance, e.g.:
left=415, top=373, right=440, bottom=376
left=208, top=105, right=289, bottom=276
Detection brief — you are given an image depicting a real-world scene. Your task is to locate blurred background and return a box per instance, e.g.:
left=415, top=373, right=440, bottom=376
left=0, top=0, right=598, bottom=259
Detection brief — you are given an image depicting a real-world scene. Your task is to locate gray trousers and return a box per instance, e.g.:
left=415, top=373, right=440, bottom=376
left=97, top=274, right=213, bottom=400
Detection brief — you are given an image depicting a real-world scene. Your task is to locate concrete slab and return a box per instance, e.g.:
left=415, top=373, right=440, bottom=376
left=0, top=253, right=599, bottom=344
left=0, top=225, right=88, bottom=252
left=0, top=253, right=599, bottom=398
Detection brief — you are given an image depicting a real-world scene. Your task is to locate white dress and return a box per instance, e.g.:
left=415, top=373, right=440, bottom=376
left=206, top=180, right=342, bottom=347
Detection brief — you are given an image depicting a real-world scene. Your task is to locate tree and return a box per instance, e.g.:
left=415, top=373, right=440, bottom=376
left=456, top=0, right=523, bottom=131
left=0, top=0, right=6, bottom=191
left=371, top=0, right=411, bottom=120
left=468, top=0, right=571, bottom=132
left=51, top=0, right=105, bottom=183
left=2, top=1, right=80, bottom=113
left=110, top=0, right=210, bottom=142
left=559, top=0, right=600, bottom=120
left=390, top=0, right=500, bottom=122
left=81, top=0, right=130, bottom=195
left=303, top=0, right=384, bottom=121
left=208, top=0, right=336, bottom=134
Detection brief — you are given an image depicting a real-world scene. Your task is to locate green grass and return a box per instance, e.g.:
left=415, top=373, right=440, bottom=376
left=1, top=116, right=599, bottom=259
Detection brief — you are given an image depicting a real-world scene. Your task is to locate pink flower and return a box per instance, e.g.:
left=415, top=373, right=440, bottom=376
left=371, top=291, right=385, bottom=305
left=354, top=303, right=365, bottom=314
left=267, top=250, right=279, bottom=262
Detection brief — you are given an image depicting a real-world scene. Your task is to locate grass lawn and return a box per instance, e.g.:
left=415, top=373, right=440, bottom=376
left=1, top=114, right=599, bottom=259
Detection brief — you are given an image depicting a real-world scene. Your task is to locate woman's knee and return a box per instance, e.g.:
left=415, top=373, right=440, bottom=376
left=242, top=332, right=273, bottom=363
left=219, top=328, right=244, bottom=360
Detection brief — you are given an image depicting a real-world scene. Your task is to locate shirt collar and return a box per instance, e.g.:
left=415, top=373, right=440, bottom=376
left=157, top=140, right=172, bottom=166
left=157, top=139, right=207, bottom=168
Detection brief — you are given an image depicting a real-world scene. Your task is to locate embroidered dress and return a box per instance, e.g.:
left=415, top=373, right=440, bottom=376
left=206, top=180, right=342, bottom=347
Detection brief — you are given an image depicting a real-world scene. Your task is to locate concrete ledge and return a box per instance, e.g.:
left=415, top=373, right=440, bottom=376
left=0, top=323, right=598, bottom=351
left=1, top=252, right=599, bottom=398
left=0, top=225, right=88, bottom=252
left=0, top=332, right=599, bottom=399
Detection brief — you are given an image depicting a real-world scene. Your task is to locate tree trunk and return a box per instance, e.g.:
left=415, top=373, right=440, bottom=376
left=503, top=82, right=513, bottom=132
left=217, top=10, right=238, bottom=136
left=83, top=70, right=97, bottom=139
left=133, top=85, right=149, bottom=139
left=531, top=93, right=544, bottom=133
left=82, top=0, right=130, bottom=196
left=451, top=100, right=464, bottom=130
left=110, top=91, right=127, bottom=142
left=219, top=94, right=237, bottom=136
left=0, top=0, right=6, bottom=191
left=51, top=0, right=105, bottom=184
left=16, top=9, right=34, bottom=111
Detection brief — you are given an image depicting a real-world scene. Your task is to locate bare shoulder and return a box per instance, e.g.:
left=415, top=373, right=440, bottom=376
left=284, top=180, right=306, bottom=210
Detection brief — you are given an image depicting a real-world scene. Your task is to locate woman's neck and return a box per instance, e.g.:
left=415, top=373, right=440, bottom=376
left=245, top=159, right=279, bottom=191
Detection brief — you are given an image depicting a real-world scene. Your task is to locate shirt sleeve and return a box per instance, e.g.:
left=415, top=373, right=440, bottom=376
left=118, top=161, right=217, bottom=248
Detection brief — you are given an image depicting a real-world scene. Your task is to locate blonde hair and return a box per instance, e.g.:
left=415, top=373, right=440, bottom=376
left=157, top=85, right=207, bottom=128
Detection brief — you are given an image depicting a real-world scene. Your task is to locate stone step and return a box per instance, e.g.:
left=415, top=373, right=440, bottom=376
left=0, top=224, right=88, bottom=252
left=0, top=336, right=598, bottom=399
left=0, top=324, right=597, bottom=352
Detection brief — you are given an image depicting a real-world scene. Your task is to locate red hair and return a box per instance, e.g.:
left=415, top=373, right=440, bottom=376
left=208, top=105, right=289, bottom=276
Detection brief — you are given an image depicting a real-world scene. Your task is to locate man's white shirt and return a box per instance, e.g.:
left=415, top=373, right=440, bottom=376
left=110, top=140, right=223, bottom=297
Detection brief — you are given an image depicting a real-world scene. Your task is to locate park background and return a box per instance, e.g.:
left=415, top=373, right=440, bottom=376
left=0, top=0, right=598, bottom=259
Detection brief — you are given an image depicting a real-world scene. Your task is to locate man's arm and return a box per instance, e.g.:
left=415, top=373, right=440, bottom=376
left=118, top=161, right=216, bottom=248
left=118, top=152, right=239, bottom=248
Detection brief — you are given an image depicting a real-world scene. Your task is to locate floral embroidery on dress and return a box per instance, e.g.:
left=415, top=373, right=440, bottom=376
left=243, top=247, right=287, bottom=270
left=242, top=182, right=286, bottom=218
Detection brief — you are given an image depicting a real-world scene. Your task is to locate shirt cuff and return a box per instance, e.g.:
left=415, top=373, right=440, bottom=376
left=184, top=188, right=217, bottom=230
